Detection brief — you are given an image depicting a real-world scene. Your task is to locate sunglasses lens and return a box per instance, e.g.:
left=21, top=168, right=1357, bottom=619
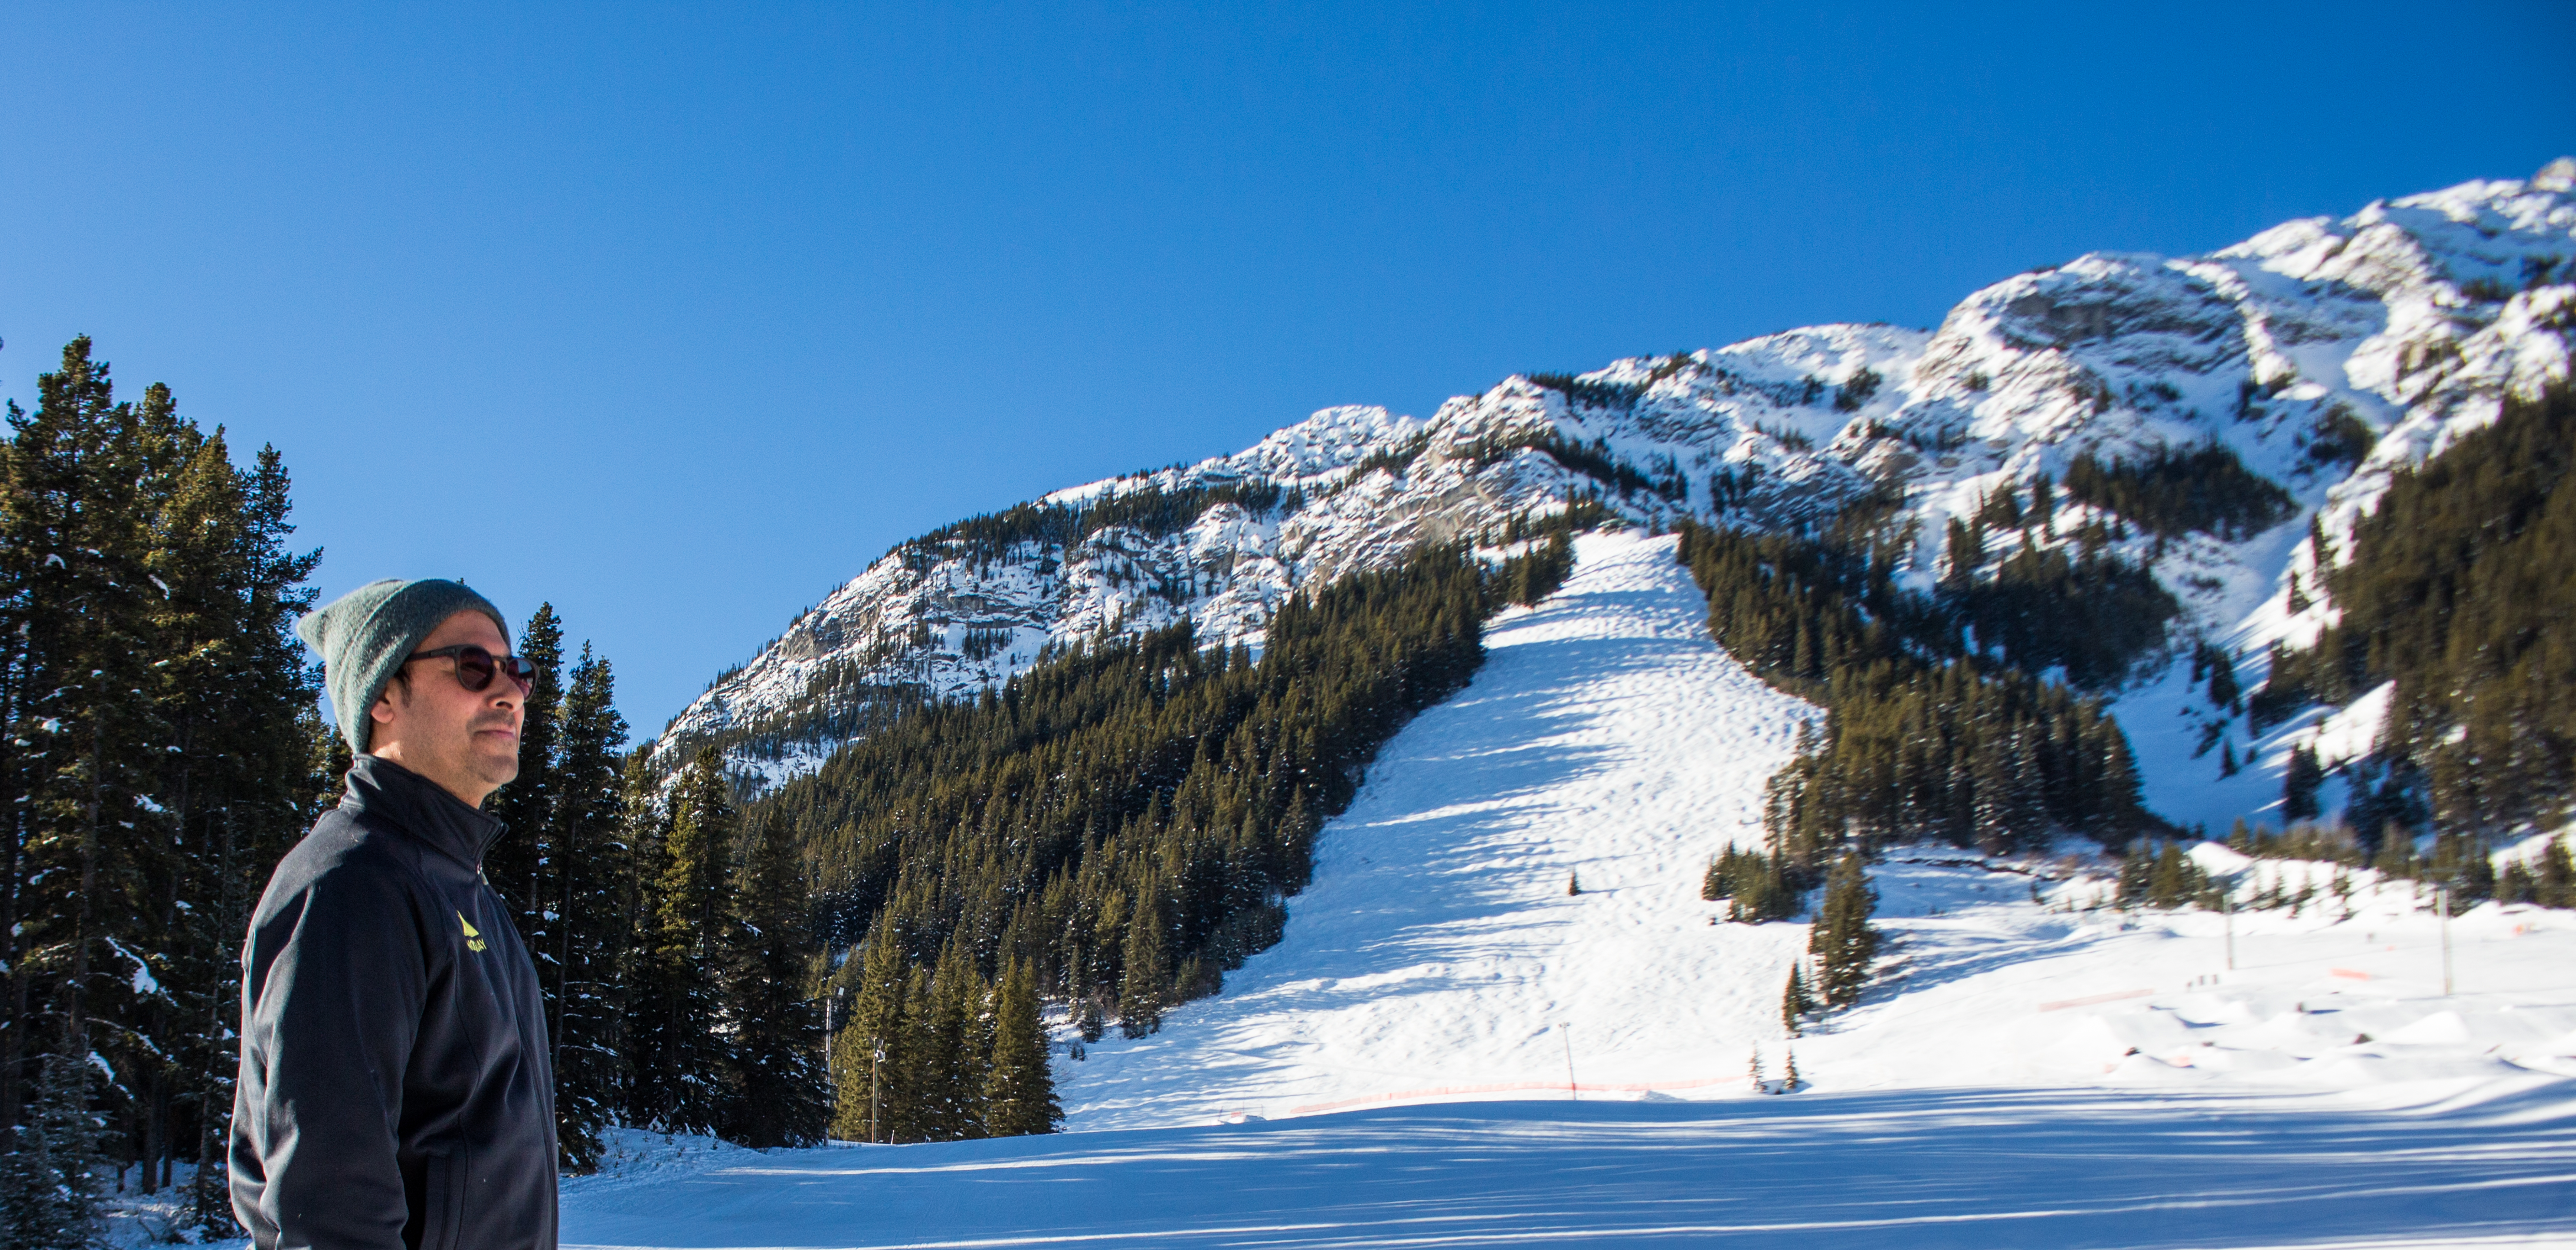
left=453, top=646, right=499, bottom=691
left=500, top=657, right=537, bottom=689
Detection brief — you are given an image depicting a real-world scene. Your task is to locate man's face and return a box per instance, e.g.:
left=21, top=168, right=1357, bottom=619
left=369, top=609, right=523, bottom=806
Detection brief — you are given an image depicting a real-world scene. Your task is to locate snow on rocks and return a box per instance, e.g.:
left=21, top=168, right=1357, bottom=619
left=663, top=162, right=2576, bottom=848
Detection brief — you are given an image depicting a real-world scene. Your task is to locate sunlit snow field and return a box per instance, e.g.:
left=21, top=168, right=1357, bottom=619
left=563, top=534, right=2574, bottom=1247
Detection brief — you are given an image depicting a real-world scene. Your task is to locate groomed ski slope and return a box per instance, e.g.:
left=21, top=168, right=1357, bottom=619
left=1056, top=533, right=2576, bottom=1122
left=557, top=532, right=2576, bottom=1249
left=1063, top=532, right=1822, bottom=1126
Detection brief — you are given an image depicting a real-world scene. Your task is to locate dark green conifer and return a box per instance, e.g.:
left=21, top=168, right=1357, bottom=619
left=2283, top=745, right=2324, bottom=823
left=1811, top=852, right=1879, bottom=1009
left=982, top=959, right=1062, bottom=1136
left=833, top=930, right=909, bottom=1142
left=0, top=1048, right=106, bottom=1245
left=723, top=810, right=830, bottom=1147
left=0, top=340, right=319, bottom=1225
left=488, top=604, right=565, bottom=966
left=1781, top=963, right=1814, bottom=1035
left=2539, top=835, right=2574, bottom=909
left=631, top=748, right=739, bottom=1134
left=885, top=965, right=939, bottom=1143
left=546, top=644, right=630, bottom=1170
left=1118, top=892, right=1169, bottom=1039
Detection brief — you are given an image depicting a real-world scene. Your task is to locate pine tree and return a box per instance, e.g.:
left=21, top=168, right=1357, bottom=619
left=1, top=337, right=161, bottom=1182
left=0, top=1047, right=106, bottom=1247
left=547, top=644, right=630, bottom=1170
left=885, top=964, right=939, bottom=1142
left=630, top=748, right=738, bottom=1133
left=1782, top=1046, right=1801, bottom=1093
left=1118, top=891, right=1169, bottom=1039
left=2283, top=745, right=2324, bottom=823
left=1746, top=1045, right=1766, bottom=1093
left=927, top=939, right=988, bottom=1139
left=1567, top=870, right=1582, bottom=896
left=723, top=810, right=830, bottom=1147
left=835, top=927, right=909, bottom=1142
left=0, top=340, right=319, bottom=1223
left=1781, top=963, right=1814, bottom=1035
left=489, top=604, right=565, bottom=975
left=981, top=959, right=1062, bottom=1137
left=1811, top=852, right=1879, bottom=1009
left=2539, top=835, right=2574, bottom=909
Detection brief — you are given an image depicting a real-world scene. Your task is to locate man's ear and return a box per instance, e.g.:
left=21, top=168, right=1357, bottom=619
left=370, top=676, right=408, bottom=726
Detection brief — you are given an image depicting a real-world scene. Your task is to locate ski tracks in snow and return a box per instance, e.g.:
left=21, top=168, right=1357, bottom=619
left=1061, top=533, right=1822, bottom=1127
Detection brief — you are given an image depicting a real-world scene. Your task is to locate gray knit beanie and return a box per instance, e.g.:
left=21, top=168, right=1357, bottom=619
left=297, top=579, right=512, bottom=756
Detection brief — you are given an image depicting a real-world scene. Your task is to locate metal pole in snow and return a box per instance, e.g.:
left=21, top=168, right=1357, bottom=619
left=2224, top=885, right=2235, bottom=972
left=2440, top=883, right=2453, bottom=996
left=1562, top=1026, right=1578, bottom=1101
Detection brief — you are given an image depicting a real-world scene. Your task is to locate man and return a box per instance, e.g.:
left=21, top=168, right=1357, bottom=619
left=231, top=579, right=558, bottom=1250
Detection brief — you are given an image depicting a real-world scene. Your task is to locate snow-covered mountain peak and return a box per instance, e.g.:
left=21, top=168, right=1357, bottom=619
left=665, top=166, right=2574, bottom=822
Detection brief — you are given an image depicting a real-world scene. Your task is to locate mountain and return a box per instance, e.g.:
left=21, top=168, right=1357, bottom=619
left=662, top=160, right=2576, bottom=834
left=556, top=532, right=2576, bottom=1241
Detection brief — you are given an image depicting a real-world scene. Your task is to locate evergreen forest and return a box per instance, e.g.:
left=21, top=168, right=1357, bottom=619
left=758, top=543, right=1502, bottom=1141
left=0, top=339, right=836, bottom=1241
left=1676, top=498, right=2149, bottom=875
left=0, top=339, right=320, bottom=1236
left=2254, top=386, right=2574, bottom=844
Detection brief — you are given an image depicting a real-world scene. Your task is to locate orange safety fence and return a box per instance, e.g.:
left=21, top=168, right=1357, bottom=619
left=2036, top=988, right=2152, bottom=1012
left=1290, top=1074, right=1743, bottom=1116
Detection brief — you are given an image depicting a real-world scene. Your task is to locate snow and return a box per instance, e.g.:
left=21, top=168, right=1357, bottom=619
left=1043, top=537, right=2576, bottom=1123
left=2307, top=680, right=2395, bottom=768
left=1062, top=533, right=1819, bottom=1126
left=560, top=1086, right=2576, bottom=1249
left=553, top=531, right=2576, bottom=1247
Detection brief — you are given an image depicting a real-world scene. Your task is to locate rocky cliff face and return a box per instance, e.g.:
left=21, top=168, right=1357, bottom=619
left=665, top=161, right=2575, bottom=818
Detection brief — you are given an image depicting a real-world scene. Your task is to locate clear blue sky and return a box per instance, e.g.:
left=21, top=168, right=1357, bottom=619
left=4, top=2, right=2569, bottom=736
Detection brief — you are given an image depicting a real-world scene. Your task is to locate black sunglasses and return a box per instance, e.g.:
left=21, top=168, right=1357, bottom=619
left=404, top=644, right=537, bottom=694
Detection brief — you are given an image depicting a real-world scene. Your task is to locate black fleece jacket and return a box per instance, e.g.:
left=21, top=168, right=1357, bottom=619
left=230, top=755, right=557, bottom=1250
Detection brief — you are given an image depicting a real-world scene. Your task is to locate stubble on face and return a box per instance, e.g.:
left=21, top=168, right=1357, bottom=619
left=370, top=609, right=523, bottom=806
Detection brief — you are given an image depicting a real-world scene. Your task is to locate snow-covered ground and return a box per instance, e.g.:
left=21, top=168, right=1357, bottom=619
left=556, top=532, right=2576, bottom=1248
left=1062, top=531, right=1820, bottom=1126
left=562, top=1086, right=2576, bottom=1249
left=1052, top=534, right=2576, bottom=1122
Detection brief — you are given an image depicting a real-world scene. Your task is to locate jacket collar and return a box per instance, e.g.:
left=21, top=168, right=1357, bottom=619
left=342, top=755, right=508, bottom=871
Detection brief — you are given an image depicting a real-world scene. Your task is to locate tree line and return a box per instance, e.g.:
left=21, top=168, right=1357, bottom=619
left=1676, top=501, right=2148, bottom=871
left=0, top=339, right=840, bottom=1246
left=756, top=543, right=1503, bottom=1141
left=0, top=338, right=319, bottom=1239
left=2254, top=385, right=2573, bottom=845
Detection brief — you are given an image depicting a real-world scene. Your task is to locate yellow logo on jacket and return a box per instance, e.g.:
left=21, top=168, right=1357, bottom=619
left=458, top=911, right=487, bottom=953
